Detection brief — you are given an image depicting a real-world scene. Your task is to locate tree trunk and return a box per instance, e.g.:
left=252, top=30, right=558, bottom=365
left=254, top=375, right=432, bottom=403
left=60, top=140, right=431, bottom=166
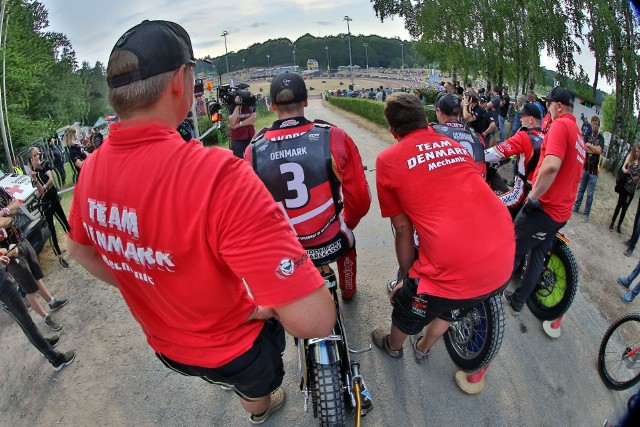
left=592, top=56, right=599, bottom=100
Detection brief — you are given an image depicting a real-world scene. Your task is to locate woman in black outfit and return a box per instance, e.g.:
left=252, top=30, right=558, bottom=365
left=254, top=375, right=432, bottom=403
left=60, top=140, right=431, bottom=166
left=62, top=127, right=88, bottom=182
left=28, top=147, right=71, bottom=268
left=611, top=143, right=640, bottom=233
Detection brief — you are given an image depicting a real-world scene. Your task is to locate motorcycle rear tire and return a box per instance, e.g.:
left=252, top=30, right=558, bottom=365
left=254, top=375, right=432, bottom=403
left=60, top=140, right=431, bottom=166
left=443, top=294, right=505, bottom=372
left=310, top=358, right=346, bottom=426
left=526, top=241, right=578, bottom=320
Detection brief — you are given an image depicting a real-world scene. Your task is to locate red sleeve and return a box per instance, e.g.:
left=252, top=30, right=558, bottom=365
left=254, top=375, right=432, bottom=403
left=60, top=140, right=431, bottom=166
left=543, top=121, right=568, bottom=161
left=494, top=132, right=532, bottom=159
left=329, top=127, right=371, bottom=230
left=210, top=159, right=324, bottom=309
left=375, top=149, right=402, bottom=218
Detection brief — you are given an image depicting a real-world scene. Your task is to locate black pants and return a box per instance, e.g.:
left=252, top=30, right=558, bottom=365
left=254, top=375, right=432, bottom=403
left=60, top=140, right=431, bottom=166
left=42, top=196, right=71, bottom=256
left=0, top=273, right=61, bottom=364
left=52, top=164, right=66, bottom=187
left=511, top=207, right=565, bottom=309
left=612, top=190, right=634, bottom=228
left=231, top=139, right=252, bottom=159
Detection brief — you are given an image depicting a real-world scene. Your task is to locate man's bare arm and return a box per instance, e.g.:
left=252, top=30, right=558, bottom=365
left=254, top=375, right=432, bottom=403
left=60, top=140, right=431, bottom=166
left=68, top=239, right=118, bottom=287
left=391, top=213, right=415, bottom=279
left=528, top=155, right=562, bottom=201
left=273, top=286, right=336, bottom=338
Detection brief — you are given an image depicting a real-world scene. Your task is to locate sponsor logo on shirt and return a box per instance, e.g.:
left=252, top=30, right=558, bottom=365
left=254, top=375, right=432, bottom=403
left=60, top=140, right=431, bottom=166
left=308, top=133, right=320, bottom=141
left=307, top=239, right=342, bottom=260
left=280, top=119, right=300, bottom=128
left=276, top=257, right=295, bottom=279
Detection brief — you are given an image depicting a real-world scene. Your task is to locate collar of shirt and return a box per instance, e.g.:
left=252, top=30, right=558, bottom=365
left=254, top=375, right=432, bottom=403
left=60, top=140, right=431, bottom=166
left=270, top=116, right=311, bottom=130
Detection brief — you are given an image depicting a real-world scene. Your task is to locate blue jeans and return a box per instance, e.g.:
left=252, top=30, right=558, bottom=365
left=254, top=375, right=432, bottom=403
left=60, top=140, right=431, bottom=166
left=498, top=115, right=507, bottom=142
left=573, top=171, right=598, bottom=215
left=0, top=273, right=60, bottom=363
left=620, top=261, right=640, bottom=298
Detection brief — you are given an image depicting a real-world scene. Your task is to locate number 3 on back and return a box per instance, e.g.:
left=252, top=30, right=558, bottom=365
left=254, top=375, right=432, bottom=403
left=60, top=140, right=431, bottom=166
left=280, top=163, right=309, bottom=209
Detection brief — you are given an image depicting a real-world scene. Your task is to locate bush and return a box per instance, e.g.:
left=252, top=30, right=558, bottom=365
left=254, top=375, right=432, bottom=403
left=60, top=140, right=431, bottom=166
left=421, top=88, right=439, bottom=105
left=327, top=96, right=438, bottom=128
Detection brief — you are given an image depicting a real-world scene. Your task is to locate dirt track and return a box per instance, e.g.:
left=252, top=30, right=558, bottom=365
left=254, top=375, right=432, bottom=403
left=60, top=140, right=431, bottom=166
left=0, top=99, right=636, bottom=426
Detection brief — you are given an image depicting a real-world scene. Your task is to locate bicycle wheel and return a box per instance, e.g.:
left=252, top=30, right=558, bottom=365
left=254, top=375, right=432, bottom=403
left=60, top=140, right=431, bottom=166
left=526, top=241, right=578, bottom=320
left=443, top=294, right=505, bottom=372
left=310, top=358, right=346, bottom=426
left=598, top=312, right=640, bottom=391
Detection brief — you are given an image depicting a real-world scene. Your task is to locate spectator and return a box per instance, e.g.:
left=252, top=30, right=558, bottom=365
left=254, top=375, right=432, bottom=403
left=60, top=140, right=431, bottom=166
left=28, top=147, right=71, bottom=268
left=67, top=20, right=335, bottom=424
left=510, top=95, right=527, bottom=137
left=617, top=261, right=640, bottom=303
left=91, top=129, right=104, bottom=149
left=0, top=188, right=68, bottom=331
left=487, top=85, right=501, bottom=145
left=611, top=144, right=640, bottom=233
left=48, top=136, right=66, bottom=186
left=376, top=87, right=384, bottom=102
left=371, top=93, right=514, bottom=361
left=62, top=127, right=89, bottom=183
left=504, top=87, right=585, bottom=316
left=0, top=252, right=75, bottom=371
left=573, top=115, right=604, bottom=223
left=580, top=114, right=592, bottom=139
left=527, top=90, right=546, bottom=119
left=498, top=86, right=510, bottom=142
left=444, top=82, right=455, bottom=95
left=228, top=89, right=256, bottom=158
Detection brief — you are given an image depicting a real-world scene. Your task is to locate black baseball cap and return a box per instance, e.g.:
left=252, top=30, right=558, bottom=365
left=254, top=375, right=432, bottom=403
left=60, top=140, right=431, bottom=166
left=107, top=20, right=195, bottom=89
left=478, top=94, right=489, bottom=103
left=546, top=86, right=573, bottom=106
left=270, top=72, right=308, bottom=105
left=518, top=103, right=543, bottom=120
left=435, top=93, right=461, bottom=116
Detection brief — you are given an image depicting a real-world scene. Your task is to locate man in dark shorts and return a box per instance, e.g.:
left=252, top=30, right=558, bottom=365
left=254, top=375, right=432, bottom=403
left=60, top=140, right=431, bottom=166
left=371, top=93, right=514, bottom=361
left=0, top=188, right=68, bottom=331
left=67, top=20, right=335, bottom=424
left=504, top=87, right=585, bottom=316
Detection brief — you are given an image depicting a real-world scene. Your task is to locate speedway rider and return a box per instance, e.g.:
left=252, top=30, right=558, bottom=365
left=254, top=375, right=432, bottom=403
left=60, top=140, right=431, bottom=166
left=246, top=72, right=371, bottom=302
left=431, top=92, right=486, bottom=179
left=484, top=103, right=544, bottom=217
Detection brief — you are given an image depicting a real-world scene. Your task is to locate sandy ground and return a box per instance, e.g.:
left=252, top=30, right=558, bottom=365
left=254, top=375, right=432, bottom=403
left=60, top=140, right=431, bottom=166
left=0, top=99, right=637, bottom=426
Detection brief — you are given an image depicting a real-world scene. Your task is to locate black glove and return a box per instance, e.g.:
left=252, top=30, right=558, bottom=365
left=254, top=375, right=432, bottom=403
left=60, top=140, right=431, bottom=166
left=523, top=198, right=542, bottom=213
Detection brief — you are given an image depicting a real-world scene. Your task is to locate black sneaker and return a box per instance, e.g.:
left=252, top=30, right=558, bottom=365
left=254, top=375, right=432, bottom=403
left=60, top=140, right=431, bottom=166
left=46, top=335, right=60, bottom=348
left=52, top=351, right=75, bottom=372
left=625, top=247, right=634, bottom=257
left=44, top=315, right=62, bottom=331
left=503, top=291, right=521, bottom=317
left=59, top=257, right=69, bottom=269
left=48, top=297, right=69, bottom=312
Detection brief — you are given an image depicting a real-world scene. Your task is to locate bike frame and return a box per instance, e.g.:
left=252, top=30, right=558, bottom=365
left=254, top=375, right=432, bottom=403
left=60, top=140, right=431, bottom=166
left=297, top=264, right=367, bottom=424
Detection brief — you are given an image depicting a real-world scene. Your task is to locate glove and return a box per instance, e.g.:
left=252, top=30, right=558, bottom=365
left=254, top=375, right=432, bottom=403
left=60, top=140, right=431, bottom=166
left=522, top=198, right=542, bottom=214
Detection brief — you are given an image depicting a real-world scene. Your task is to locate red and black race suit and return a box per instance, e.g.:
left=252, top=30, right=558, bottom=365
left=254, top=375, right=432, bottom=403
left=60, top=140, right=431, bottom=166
left=252, top=124, right=340, bottom=241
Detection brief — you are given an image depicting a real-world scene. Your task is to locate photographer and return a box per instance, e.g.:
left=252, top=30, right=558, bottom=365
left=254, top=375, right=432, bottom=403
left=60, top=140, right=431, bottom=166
left=228, top=89, right=256, bottom=158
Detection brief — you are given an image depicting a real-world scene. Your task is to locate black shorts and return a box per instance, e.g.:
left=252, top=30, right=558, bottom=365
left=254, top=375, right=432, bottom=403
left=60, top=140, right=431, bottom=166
left=391, top=278, right=505, bottom=336
left=156, top=319, right=285, bottom=400
left=7, top=241, right=45, bottom=294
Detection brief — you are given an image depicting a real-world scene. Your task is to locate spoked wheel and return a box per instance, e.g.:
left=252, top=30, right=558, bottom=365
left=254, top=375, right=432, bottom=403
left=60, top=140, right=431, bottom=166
left=598, top=312, right=640, bottom=390
left=526, top=241, right=578, bottom=320
left=443, top=294, right=505, bottom=372
left=310, top=358, right=346, bottom=426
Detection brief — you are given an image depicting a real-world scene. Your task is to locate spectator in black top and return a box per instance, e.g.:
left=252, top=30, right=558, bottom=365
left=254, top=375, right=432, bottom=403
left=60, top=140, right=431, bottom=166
left=91, top=129, right=104, bottom=149
left=499, top=86, right=510, bottom=142
left=48, top=136, right=66, bottom=186
left=28, top=147, right=70, bottom=268
left=463, top=92, right=496, bottom=147
left=62, top=127, right=89, bottom=183
left=573, top=115, right=604, bottom=223
left=580, top=114, right=592, bottom=139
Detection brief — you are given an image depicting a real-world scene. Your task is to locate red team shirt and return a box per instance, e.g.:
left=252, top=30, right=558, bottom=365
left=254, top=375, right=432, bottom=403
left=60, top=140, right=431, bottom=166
left=376, top=128, right=515, bottom=299
left=531, top=113, right=585, bottom=222
left=68, top=123, right=323, bottom=368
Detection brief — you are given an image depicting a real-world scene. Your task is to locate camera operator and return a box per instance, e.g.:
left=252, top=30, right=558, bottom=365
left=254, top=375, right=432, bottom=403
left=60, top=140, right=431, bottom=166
left=228, top=89, right=256, bottom=158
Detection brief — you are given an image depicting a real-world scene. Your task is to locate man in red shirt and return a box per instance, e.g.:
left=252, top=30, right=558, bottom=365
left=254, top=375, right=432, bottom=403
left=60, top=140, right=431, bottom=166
left=66, top=20, right=335, bottom=424
left=246, top=72, right=371, bottom=301
left=484, top=103, right=544, bottom=217
left=228, top=84, right=257, bottom=158
left=504, top=86, right=585, bottom=316
left=371, top=93, right=514, bottom=361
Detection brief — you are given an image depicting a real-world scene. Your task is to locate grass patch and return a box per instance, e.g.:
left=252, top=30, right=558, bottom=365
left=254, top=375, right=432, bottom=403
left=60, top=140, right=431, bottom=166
left=326, top=96, right=436, bottom=127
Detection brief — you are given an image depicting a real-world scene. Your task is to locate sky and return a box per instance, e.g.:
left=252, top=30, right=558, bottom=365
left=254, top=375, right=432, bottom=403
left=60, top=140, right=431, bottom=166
left=39, top=0, right=613, bottom=93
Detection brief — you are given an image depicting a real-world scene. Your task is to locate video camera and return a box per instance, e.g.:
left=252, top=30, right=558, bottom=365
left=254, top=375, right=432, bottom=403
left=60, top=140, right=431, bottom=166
left=217, top=84, right=257, bottom=107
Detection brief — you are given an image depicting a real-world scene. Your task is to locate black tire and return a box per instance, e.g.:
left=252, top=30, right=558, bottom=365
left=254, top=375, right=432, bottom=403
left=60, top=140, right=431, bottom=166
left=310, top=359, right=346, bottom=427
left=598, top=312, right=640, bottom=391
left=526, top=241, right=578, bottom=320
left=443, top=294, right=505, bottom=372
